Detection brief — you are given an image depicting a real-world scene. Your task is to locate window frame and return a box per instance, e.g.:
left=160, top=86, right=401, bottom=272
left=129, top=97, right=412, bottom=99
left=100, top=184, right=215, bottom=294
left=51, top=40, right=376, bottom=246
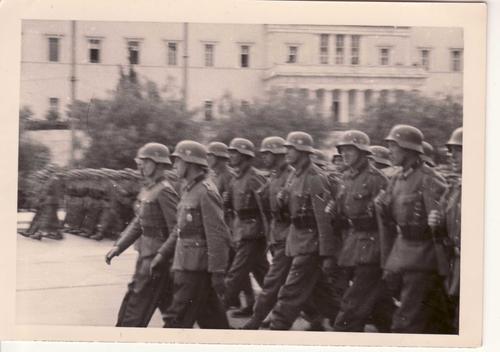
left=319, top=34, right=329, bottom=65
left=88, top=38, right=102, bottom=64
left=287, top=45, right=298, bottom=64
left=351, top=35, right=360, bottom=65
left=167, top=42, right=178, bottom=66
left=450, top=48, right=463, bottom=72
left=204, top=100, right=214, bottom=121
left=335, top=34, right=345, bottom=65
left=205, top=43, right=215, bottom=67
left=240, top=45, right=250, bottom=68
left=48, top=37, right=60, bottom=62
left=379, top=47, right=391, bottom=66
left=127, top=40, right=141, bottom=65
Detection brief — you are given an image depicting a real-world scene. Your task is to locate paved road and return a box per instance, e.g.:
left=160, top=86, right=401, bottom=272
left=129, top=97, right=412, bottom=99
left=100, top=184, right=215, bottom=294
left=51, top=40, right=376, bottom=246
left=16, top=212, right=314, bottom=329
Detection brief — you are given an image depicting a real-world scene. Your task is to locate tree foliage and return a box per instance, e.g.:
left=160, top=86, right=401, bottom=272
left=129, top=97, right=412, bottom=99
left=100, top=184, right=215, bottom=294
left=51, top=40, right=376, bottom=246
left=350, top=92, right=462, bottom=149
left=68, top=67, right=201, bottom=169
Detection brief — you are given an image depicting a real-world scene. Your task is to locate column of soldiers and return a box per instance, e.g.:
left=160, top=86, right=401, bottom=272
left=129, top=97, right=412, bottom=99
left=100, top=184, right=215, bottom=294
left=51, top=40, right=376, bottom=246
left=102, top=123, right=462, bottom=334
left=19, top=167, right=142, bottom=242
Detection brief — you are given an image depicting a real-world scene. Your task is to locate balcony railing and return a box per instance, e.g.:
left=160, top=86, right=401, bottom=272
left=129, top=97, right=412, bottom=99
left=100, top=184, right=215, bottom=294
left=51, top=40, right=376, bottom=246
left=264, top=64, right=428, bottom=81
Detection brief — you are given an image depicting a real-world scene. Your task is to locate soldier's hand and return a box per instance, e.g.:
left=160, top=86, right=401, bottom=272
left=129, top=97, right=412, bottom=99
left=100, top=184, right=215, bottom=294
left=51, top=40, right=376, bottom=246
left=149, top=253, right=165, bottom=279
left=211, top=272, right=226, bottom=298
left=321, top=256, right=337, bottom=275
left=105, top=246, right=120, bottom=265
left=428, top=210, right=442, bottom=229
left=324, top=199, right=336, bottom=217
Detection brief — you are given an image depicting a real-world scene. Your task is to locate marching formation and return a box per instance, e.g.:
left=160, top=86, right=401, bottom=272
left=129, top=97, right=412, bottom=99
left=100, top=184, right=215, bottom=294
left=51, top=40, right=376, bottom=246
left=19, top=124, right=463, bottom=334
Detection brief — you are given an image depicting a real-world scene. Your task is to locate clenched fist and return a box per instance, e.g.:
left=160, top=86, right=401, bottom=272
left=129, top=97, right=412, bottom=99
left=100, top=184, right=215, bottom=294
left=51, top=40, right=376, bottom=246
left=428, top=210, right=442, bottom=229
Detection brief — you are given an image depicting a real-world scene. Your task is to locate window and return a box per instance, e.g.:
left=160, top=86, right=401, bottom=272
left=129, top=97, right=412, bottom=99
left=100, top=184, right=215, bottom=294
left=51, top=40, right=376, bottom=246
left=88, top=39, right=101, bottom=63
left=167, top=42, right=177, bottom=65
left=204, top=100, right=213, bottom=121
left=205, top=44, right=214, bottom=67
left=127, top=40, right=140, bottom=65
left=420, top=49, right=430, bottom=70
left=450, top=49, right=462, bottom=72
left=49, top=97, right=59, bottom=112
left=240, top=45, right=250, bottom=68
left=380, top=48, right=390, bottom=65
left=335, top=35, right=344, bottom=64
left=48, top=37, right=59, bottom=62
left=351, top=35, right=360, bottom=65
left=319, top=34, right=329, bottom=64
left=287, top=46, right=298, bottom=63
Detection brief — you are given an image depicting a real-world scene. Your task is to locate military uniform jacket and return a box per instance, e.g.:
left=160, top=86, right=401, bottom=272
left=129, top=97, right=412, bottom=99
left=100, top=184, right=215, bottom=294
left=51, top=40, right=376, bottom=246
left=281, top=161, right=336, bottom=257
left=440, top=178, right=461, bottom=252
left=115, top=175, right=179, bottom=258
left=336, top=159, right=388, bottom=267
left=375, top=161, right=447, bottom=272
left=258, top=164, right=294, bottom=245
left=229, top=165, right=267, bottom=242
left=209, top=165, right=235, bottom=228
left=158, top=173, right=230, bottom=273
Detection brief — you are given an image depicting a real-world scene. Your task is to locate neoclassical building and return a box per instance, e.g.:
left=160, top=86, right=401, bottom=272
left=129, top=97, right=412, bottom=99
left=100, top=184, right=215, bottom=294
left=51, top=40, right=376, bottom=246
left=21, top=21, right=463, bottom=123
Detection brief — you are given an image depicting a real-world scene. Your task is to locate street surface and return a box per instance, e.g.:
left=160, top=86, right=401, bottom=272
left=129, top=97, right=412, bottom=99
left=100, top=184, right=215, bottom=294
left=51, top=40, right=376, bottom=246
left=16, top=212, right=314, bottom=329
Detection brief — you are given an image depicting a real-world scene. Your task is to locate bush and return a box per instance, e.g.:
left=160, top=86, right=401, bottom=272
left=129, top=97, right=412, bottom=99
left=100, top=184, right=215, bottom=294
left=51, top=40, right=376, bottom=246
left=68, top=67, right=201, bottom=169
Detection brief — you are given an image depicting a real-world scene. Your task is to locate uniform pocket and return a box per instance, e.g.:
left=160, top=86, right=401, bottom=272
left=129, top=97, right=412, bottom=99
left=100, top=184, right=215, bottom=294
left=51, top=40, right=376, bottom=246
left=173, top=238, right=208, bottom=271
left=355, top=235, right=380, bottom=265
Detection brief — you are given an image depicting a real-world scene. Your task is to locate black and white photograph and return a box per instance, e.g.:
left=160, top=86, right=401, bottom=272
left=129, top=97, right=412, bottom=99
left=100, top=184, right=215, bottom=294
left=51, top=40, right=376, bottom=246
left=0, top=0, right=486, bottom=349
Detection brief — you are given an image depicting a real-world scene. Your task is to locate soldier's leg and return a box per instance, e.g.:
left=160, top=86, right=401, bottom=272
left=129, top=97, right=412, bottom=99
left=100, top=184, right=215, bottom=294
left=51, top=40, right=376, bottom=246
left=250, top=237, right=270, bottom=286
left=196, top=275, right=230, bottom=329
left=116, top=257, right=165, bottom=327
left=243, top=243, right=292, bottom=329
left=334, top=265, right=388, bottom=332
left=163, top=271, right=209, bottom=328
left=391, top=271, right=439, bottom=333
left=224, top=240, right=258, bottom=308
left=270, top=255, right=321, bottom=330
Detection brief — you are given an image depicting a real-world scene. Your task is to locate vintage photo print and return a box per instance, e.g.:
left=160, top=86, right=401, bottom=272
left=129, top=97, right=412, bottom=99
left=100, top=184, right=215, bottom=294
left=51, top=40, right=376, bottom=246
left=0, top=0, right=486, bottom=348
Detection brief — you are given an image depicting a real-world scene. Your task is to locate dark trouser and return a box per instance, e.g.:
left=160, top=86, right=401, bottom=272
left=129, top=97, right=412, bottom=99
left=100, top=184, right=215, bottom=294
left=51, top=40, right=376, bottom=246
left=227, top=245, right=256, bottom=307
left=65, top=198, right=85, bottom=229
left=38, top=204, right=60, bottom=232
left=225, top=238, right=269, bottom=307
left=116, top=256, right=173, bottom=327
left=164, top=271, right=229, bottom=329
left=270, top=254, right=341, bottom=330
left=250, top=242, right=292, bottom=323
left=334, top=265, right=394, bottom=332
left=391, top=271, right=453, bottom=334
left=81, top=202, right=103, bottom=235
left=25, top=209, right=41, bottom=235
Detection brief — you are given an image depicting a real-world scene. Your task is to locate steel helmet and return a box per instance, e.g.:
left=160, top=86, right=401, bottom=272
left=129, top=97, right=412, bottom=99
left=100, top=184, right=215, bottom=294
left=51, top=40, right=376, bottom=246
left=384, top=124, right=424, bottom=154
left=260, top=136, right=287, bottom=154
left=136, top=142, right=172, bottom=165
left=369, top=146, right=391, bottom=167
left=310, top=149, right=330, bottom=166
left=172, top=140, right=208, bottom=167
left=228, top=138, right=255, bottom=157
left=421, top=141, right=436, bottom=167
left=446, top=127, right=463, bottom=148
left=336, top=130, right=372, bottom=154
left=284, top=131, right=314, bottom=153
left=207, top=142, right=230, bottom=159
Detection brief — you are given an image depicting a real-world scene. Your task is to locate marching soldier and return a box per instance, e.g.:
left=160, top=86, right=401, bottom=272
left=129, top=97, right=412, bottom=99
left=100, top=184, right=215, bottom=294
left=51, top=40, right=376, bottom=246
left=375, top=124, right=451, bottom=333
left=428, top=127, right=462, bottom=333
left=269, top=131, right=342, bottom=330
left=331, top=130, right=394, bottom=332
left=206, top=142, right=255, bottom=311
left=63, top=170, right=87, bottom=234
left=369, top=145, right=400, bottom=179
left=242, top=136, right=294, bottom=329
left=105, top=143, right=179, bottom=327
left=149, top=140, right=231, bottom=328
left=79, top=171, right=105, bottom=238
left=224, top=138, right=269, bottom=318
left=90, top=169, right=118, bottom=241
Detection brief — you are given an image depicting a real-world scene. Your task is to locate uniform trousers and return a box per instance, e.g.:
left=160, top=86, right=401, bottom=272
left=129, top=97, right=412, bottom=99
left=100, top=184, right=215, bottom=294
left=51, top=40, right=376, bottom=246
left=164, top=271, right=229, bottom=329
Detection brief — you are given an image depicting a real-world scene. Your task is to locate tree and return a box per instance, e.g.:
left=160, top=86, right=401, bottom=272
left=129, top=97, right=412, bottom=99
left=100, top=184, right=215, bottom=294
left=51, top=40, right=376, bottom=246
left=68, top=67, right=201, bottom=169
left=211, top=89, right=332, bottom=150
left=350, top=92, right=462, bottom=156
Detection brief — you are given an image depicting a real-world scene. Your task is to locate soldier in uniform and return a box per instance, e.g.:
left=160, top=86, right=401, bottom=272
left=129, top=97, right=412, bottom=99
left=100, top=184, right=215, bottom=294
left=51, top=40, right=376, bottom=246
left=149, top=140, right=231, bottom=328
left=105, top=143, right=179, bottom=327
left=206, top=142, right=254, bottom=311
left=224, top=138, right=270, bottom=318
left=330, top=130, right=394, bottom=332
left=428, top=127, right=462, bottom=333
left=375, top=124, right=451, bottom=333
left=79, top=170, right=105, bottom=238
left=369, top=146, right=400, bottom=179
left=422, top=141, right=436, bottom=167
left=90, top=169, right=118, bottom=241
left=242, top=136, right=294, bottom=329
left=269, top=131, right=342, bottom=330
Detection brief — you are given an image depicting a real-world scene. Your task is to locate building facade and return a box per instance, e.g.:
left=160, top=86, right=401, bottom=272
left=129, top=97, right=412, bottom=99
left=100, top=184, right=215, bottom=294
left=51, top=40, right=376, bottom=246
left=21, top=21, right=463, bottom=123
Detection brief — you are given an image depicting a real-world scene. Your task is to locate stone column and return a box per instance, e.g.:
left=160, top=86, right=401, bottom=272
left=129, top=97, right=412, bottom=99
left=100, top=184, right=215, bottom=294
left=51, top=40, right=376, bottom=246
left=355, top=89, right=366, bottom=118
left=339, top=89, right=350, bottom=123
left=372, top=90, right=381, bottom=105
left=321, top=89, right=332, bottom=120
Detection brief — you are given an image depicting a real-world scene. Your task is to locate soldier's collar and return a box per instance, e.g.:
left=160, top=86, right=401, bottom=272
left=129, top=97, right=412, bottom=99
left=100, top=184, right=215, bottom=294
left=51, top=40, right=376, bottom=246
left=399, top=159, right=422, bottom=180
left=144, top=174, right=165, bottom=188
left=184, top=172, right=206, bottom=192
left=294, top=159, right=312, bottom=177
left=235, top=162, right=251, bottom=179
left=347, top=157, right=369, bottom=179
left=272, top=162, right=289, bottom=177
